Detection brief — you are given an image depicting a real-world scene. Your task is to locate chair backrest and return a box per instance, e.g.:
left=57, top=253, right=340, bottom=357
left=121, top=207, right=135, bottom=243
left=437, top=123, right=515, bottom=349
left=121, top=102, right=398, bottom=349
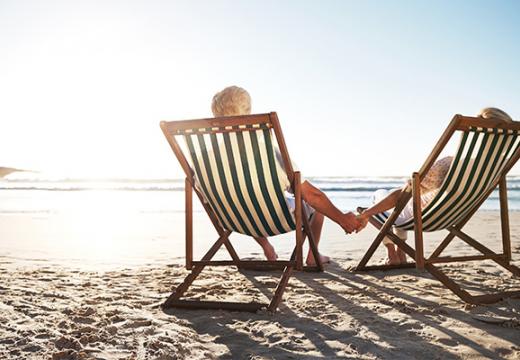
left=398, top=115, right=520, bottom=232
left=161, top=113, right=297, bottom=237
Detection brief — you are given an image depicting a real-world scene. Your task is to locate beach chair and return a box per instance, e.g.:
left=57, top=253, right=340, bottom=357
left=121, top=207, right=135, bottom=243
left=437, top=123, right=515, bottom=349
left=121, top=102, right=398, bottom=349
left=159, top=112, right=322, bottom=312
left=357, top=114, right=520, bottom=304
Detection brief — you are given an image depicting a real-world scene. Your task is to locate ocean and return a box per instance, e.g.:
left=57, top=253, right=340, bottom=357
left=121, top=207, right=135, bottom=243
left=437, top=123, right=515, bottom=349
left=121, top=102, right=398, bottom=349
left=1, top=176, right=520, bottom=215
left=1, top=175, right=518, bottom=269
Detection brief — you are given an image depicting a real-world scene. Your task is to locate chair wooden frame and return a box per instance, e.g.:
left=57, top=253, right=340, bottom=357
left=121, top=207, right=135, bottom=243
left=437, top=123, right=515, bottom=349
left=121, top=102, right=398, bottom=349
left=356, top=114, right=520, bottom=304
left=160, top=112, right=323, bottom=312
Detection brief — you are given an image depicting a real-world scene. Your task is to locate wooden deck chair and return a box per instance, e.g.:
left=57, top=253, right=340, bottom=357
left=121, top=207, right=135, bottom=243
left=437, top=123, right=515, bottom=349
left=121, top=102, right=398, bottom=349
left=159, top=112, right=323, bottom=312
left=356, top=114, right=520, bottom=304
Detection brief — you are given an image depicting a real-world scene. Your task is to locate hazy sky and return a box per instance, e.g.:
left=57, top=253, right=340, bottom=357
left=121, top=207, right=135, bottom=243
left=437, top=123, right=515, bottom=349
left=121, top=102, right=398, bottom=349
left=1, top=0, right=519, bottom=178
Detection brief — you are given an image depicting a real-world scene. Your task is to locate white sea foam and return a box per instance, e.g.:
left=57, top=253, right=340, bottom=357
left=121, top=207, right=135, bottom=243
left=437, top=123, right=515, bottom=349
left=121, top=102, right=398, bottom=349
left=1, top=176, right=519, bottom=212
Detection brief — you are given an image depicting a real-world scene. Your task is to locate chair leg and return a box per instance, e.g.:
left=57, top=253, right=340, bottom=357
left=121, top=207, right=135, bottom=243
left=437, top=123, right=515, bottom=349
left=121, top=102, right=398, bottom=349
left=294, top=172, right=304, bottom=270
left=357, top=190, right=413, bottom=270
left=223, top=238, right=241, bottom=266
left=386, top=231, right=417, bottom=259
left=430, top=199, right=483, bottom=260
left=302, top=207, right=323, bottom=272
left=163, top=230, right=301, bottom=312
left=424, top=263, right=476, bottom=303
left=499, top=177, right=511, bottom=262
left=356, top=231, right=388, bottom=270
left=425, top=228, right=520, bottom=303
left=357, top=263, right=418, bottom=271
left=163, top=264, right=205, bottom=308
left=357, top=191, right=520, bottom=304
left=412, top=173, right=425, bottom=269
left=357, top=230, right=418, bottom=271
left=425, top=262, right=520, bottom=304
left=267, top=264, right=294, bottom=312
left=162, top=232, right=230, bottom=308
left=449, top=227, right=520, bottom=276
left=377, top=227, right=520, bottom=304
left=429, top=232, right=456, bottom=260
left=185, top=178, right=193, bottom=270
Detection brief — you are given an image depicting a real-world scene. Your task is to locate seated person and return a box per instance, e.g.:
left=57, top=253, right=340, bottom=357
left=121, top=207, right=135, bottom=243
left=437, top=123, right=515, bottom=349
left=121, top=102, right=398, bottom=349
left=211, top=85, right=361, bottom=265
left=357, top=107, right=513, bottom=265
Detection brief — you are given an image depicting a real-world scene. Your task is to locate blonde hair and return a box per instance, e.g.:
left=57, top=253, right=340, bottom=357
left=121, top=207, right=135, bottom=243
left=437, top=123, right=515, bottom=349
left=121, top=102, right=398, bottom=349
left=478, top=107, right=513, bottom=122
left=211, top=86, right=252, bottom=117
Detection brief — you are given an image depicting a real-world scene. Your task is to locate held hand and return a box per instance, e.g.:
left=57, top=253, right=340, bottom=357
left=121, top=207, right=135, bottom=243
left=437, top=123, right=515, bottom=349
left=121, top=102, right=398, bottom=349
left=355, top=214, right=369, bottom=232
left=341, top=212, right=361, bottom=234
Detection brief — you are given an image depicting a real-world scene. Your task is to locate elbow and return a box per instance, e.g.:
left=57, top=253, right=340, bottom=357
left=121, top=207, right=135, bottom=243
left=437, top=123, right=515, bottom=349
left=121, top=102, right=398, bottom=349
left=300, top=181, right=321, bottom=204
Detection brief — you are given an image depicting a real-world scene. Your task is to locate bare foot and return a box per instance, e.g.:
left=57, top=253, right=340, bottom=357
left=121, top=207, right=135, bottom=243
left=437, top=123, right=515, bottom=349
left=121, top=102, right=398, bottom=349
left=397, top=248, right=407, bottom=264
left=306, top=253, right=330, bottom=267
left=262, top=243, right=278, bottom=261
left=385, top=246, right=401, bottom=265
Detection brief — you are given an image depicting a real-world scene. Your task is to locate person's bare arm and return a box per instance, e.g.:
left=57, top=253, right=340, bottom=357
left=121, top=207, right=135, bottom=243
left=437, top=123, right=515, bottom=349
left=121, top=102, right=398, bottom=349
left=357, top=187, right=404, bottom=230
left=301, top=180, right=360, bottom=233
left=363, top=188, right=402, bottom=217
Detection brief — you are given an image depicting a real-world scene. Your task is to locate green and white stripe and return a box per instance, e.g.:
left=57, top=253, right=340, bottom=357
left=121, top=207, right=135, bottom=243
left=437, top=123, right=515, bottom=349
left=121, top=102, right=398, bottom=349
left=373, top=127, right=520, bottom=232
left=184, top=125, right=296, bottom=237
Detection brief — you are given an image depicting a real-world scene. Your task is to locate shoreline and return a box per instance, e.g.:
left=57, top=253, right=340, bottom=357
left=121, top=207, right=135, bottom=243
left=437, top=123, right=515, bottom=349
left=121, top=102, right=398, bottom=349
left=1, top=211, right=519, bottom=358
left=1, top=210, right=519, bottom=271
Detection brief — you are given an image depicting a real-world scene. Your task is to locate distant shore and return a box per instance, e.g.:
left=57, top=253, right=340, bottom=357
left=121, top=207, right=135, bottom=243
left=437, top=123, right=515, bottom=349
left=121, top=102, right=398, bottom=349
left=0, top=167, right=30, bottom=178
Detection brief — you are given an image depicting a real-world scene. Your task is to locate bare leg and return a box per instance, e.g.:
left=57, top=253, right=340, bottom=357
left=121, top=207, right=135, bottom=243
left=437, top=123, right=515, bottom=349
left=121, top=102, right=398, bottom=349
left=394, top=228, right=408, bottom=264
left=305, top=212, right=330, bottom=266
left=254, top=237, right=278, bottom=261
left=385, top=243, right=400, bottom=265
left=397, top=247, right=407, bottom=264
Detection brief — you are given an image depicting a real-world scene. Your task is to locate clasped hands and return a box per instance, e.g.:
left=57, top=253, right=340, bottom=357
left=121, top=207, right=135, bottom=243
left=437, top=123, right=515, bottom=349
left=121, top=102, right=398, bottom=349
left=340, top=211, right=369, bottom=234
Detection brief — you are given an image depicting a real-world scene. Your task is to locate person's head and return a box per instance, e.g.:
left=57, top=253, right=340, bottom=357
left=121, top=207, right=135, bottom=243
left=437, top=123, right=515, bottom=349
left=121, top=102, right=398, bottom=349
left=477, top=107, right=513, bottom=122
left=211, top=86, right=251, bottom=117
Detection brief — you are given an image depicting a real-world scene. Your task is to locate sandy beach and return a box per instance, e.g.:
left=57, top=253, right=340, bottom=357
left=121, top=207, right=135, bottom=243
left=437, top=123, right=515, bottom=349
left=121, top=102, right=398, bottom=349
left=2, top=0, right=520, bottom=358
left=1, top=211, right=519, bottom=359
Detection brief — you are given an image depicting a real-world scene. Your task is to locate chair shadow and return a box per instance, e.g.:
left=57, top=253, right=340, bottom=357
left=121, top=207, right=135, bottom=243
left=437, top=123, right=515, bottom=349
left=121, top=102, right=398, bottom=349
left=160, top=261, right=511, bottom=359
left=165, top=268, right=361, bottom=359
left=322, top=265, right=520, bottom=354
left=242, top=268, right=464, bottom=360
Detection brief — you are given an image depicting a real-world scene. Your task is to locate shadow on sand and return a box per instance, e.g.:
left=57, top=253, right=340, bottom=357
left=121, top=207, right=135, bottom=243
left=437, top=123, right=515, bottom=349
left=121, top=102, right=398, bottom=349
left=162, top=260, right=520, bottom=359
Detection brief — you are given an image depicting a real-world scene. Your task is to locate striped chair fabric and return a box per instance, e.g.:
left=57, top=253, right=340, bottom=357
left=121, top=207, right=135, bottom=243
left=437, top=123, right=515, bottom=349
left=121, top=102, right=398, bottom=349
left=181, top=123, right=296, bottom=238
left=373, top=127, right=520, bottom=232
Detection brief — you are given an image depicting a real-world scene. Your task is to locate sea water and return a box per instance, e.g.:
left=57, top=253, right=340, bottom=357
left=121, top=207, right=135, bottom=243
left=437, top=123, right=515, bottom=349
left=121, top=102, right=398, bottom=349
left=0, top=176, right=518, bottom=268
left=1, top=176, right=519, bottom=215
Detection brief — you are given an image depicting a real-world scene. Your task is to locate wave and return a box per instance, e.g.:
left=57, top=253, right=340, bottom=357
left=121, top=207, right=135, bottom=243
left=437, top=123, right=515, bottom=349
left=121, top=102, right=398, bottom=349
left=1, top=176, right=520, bottom=192
left=2, top=186, right=520, bottom=195
left=0, top=186, right=185, bottom=192
left=3, top=178, right=185, bottom=184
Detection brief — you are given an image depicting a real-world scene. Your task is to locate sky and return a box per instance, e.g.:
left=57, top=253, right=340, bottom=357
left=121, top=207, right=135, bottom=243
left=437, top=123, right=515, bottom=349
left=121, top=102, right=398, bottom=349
left=1, top=0, right=519, bottom=179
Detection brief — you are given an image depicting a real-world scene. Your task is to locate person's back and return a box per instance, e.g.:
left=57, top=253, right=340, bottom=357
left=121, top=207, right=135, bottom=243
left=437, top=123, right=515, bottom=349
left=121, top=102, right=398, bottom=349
left=357, top=107, right=514, bottom=265
left=206, top=85, right=360, bottom=265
